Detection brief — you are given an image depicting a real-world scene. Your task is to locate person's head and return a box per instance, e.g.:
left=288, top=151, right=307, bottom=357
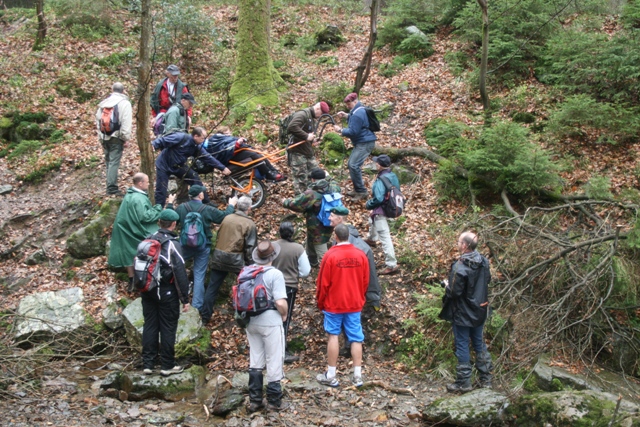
left=252, top=240, right=281, bottom=265
left=236, top=196, right=252, bottom=214
left=312, top=101, right=330, bottom=118
left=372, top=154, right=392, bottom=170
left=457, top=231, right=478, bottom=254
left=181, top=92, right=196, bottom=109
left=308, top=167, right=326, bottom=181
left=279, top=221, right=296, bottom=242
left=343, top=92, right=358, bottom=111
left=328, top=205, right=349, bottom=227
left=112, top=82, right=125, bottom=94
left=166, top=64, right=180, bottom=83
left=189, top=184, right=205, bottom=200
left=334, top=223, right=349, bottom=243
left=159, top=209, right=179, bottom=230
left=192, top=127, right=206, bottom=144
left=132, top=172, right=150, bottom=191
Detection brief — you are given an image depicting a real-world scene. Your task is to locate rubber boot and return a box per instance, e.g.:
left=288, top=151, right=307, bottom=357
left=446, top=363, right=473, bottom=393
left=266, top=381, right=287, bottom=411
left=475, top=351, right=493, bottom=388
left=248, top=369, right=265, bottom=412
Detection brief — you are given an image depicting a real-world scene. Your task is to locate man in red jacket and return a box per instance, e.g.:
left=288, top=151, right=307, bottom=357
left=315, top=224, right=369, bottom=388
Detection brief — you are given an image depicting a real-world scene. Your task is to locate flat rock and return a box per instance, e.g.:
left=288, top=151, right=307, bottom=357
left=422, top=388, right=508, bottom=426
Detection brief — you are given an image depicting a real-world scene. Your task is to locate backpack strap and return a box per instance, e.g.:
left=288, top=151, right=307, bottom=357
left=379, top=175, right=393, bottom=191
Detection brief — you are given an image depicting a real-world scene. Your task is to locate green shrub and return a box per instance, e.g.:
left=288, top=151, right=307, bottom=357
left=18, top=158, right=62, bottom=183
left=92, top=49, right=136, bottom=68
left=7, top=140, right=43, bottom=160
left=155, top=0, right=214, bottom=63
left=378, top=54, right=416, bottom=78
left=424, top=118, right=473, bottom=158
left=622, top=0, right=640, bottom=30
left=378, top=0, right=443, bottom=51
left=50, top=0, right=118, bottom=39
left=315, top=81, right=351, bottom=111
left=582, top=175, right=612, bottom=200
left=397, top=33, right=434, bottom=58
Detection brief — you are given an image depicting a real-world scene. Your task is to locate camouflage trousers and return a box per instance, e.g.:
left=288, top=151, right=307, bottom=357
left=288, top=152, right=319, bottom=194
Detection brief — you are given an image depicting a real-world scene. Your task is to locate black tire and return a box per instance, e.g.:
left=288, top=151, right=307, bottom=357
left=232, top=177, right=267, bottom=209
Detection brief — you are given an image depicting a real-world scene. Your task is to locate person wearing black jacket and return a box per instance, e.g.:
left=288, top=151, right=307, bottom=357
left=141, top=209, right=191, bottom=377
left=439, top=231, right=492, bottom=393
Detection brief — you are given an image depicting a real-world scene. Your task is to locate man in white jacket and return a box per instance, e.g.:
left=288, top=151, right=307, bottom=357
left=96, top=82, right=133, bottom=197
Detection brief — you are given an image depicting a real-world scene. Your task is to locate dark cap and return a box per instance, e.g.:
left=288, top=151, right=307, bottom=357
left=308, top=168, right=326, bottom=180
left=182, top=92, right=196, bottom=105
left=188, top=184, right=205, bottom=197
left=166, top=64, right=180, bottom=75
left=159, top=209, right=179, bottom=221
left=372, top=155, right=391, bottom=167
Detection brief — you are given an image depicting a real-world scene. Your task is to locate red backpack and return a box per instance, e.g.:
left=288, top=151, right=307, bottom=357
left=132, top=236, right=169, bottom=292
left=232, top=265, right=275, bottom=326
left=99, top=104, right=120, bottom=136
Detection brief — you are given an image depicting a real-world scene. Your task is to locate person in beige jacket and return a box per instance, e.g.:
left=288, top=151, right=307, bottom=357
left=96, top=82, right=133, bottom=197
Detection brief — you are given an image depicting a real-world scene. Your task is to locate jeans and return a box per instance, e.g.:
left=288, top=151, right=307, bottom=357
left=201, top=269, right=229, bottom=322
left=155, top=166, right=209, bottom=208
left=348, top=141, right=375, bottom=193
left=452, top=323, right=487, bottom=364
left=101, top=137, right=124, bottom=194
left=368, top=215, right=397, bottom=268
left=180, top=244, right=211, bottom=311
left=141, top=286, right=180, bottom=370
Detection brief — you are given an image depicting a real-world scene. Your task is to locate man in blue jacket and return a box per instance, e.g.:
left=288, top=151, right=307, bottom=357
left=152, top=127, right=231, bottom=207
left=334, top=92, right=377, bottom=201
left=364, top=155, right=399, bottom=275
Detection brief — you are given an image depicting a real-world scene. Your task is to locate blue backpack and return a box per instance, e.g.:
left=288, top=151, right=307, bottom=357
left=316, top=192, right=344, bottom=226
left=180, top=204, right=207, bottom=248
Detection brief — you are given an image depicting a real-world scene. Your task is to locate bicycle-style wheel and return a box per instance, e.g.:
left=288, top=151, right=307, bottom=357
left=231, top=177, right=267, bottom=209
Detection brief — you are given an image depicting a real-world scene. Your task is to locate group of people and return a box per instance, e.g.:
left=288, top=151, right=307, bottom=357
left=100, top=64, right=493, bottom=410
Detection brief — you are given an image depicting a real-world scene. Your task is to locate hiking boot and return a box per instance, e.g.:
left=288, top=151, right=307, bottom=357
left=364, top=238, right=377, bottom=247
left=446, top=363, right=473, bottom=393
left=267, top=400, right=291, bottom=411
left=350, top=192, right=368, bottom=201
left=248, top=398, right=267, bottom=413
left=143, top=368, right=153, bottom=375
left=351, top=375, right=364, bottom=387
left=316, top=372, right=339, bottom=387
left=379, top=266, right=399, bottom=275
left=284, top=351, right=299, bottom=364
left=160, top=366, right=184, bottom=377
left=107, top=190, right=124, bottom=197
left=475, top=351, right=493, bottom=388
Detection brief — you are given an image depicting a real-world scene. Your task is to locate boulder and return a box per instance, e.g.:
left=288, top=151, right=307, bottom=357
left=14, top=287, right=88, bottom=347
left=0, top=185, right=13, bottom=195
left=314, top=25, right=345, bottom=49
left=422, top=389, right=508, bottom=426
left=101, top=285, right=123, bottom=330
left=505, top=390, right=640, bottom=427
left=209, top=389, right=244, bottom=416
left=121, top=297, right=203, bottom=353
left=25, top=248, right=48, bottom=265
left=66, top=198, right=121, bottom=259
left=100, top=365, right=206, bottom=402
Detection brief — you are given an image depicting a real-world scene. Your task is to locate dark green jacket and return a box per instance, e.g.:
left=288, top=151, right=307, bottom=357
left=167, top=200, right=235, bottom=244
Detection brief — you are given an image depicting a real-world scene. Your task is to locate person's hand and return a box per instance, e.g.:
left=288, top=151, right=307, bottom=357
left=238, top=137, right=246, bottom=144
left=306, top=133, right=316, bottom=142
left=167, top=194, right=177, bottom=204
left=312, top=140, right=321, bottom=147
left=228, top=195, right=238, bottom=206
left=337, top=111, right=348, bottom=119
left=222, top=167, right=232, bottom=176
left=182, top=304, right=190, bottom=313
left=333, top=125, right=341, bottom=133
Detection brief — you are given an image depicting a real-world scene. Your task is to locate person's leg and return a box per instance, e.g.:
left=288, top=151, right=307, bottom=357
left=448, top=323, right=473, bottom=393
left=288, top=153, right=309, bottom=194
left=182, top=169, right=210, bottom=204
left=188, top=245, right=210, bottom=311
left=373, top=216, right=397, bottom=268
left=343, top=312, right=365, bottom=378
left=313, top=242, right=328, bottom=264
left=155, top=168, right=171, bottom=208
left=471, top=324, right=492, bottom=387
left=141, top=294, right=159, bottom=370
left=201, top=269, right=228, bottom=322
left=105, top=138, right=124, bottom=195
left=367, top=216, right=378, bottom=242
left=348, top=142, right=374, bottom=194
left=283, top=286, right=297, bottom=343
left=306, top=234, right=318, bottom=266
left=158, top=292, right=181, bottom=370
left=246, top=324, right=266, bottom=411
left=327, top=334, right=340, bottom=368
left=263, top=325, right=285, bottom=408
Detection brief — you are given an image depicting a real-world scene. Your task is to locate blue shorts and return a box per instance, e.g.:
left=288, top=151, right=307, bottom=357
left=323, top=311, right=364, bottom=343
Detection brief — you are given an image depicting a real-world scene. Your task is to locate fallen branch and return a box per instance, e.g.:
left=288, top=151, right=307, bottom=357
left=344, top=380, right=415, bottom=396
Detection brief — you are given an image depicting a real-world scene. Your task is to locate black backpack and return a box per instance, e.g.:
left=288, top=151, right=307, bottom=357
left=364, top=107, right=381, bottom=132
left=380, top=175, right=406, bottom=218
left=278, top=110, right=311, bottom=146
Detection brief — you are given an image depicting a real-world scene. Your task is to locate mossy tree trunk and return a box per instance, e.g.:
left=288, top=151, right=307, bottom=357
left=33, top=0, right=46, bottom=50
left=136, top=0, right=156, bottom=202
left=229, top=0, right=284, bottom=109
left=477, top=0, right=490, bottom=118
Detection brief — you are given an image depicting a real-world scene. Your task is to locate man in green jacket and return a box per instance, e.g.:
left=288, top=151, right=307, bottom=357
left=163, top=93, right=196, bottom=135
left=166, top=185, right=237, bottom=317
left=108, top=172, right=166, bottom=290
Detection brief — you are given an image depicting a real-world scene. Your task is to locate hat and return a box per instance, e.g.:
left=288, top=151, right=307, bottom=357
left=166, top=64, right=180, bottom=76
left=252, top=241, right=281, bottom=265
left=319, top=101, right=330, bottom=114
left=344, top=92, right=358, bottom=103
left=188, top=184, right=205, bottom=197
left=182, top=92, right=197, bottom=105
left=330, top=206, right=349, bottom=216
left=372, top=155, right=391, bottom=167
left=308, top=168, right=326, bottom=180
left=159, top=209, right=179, bottom=222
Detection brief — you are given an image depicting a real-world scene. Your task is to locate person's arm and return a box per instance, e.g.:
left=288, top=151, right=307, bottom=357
left=275, top=298, right=288, bottom=321
left=287, top=111, right=314, bottom=142
left=244, top=225, right=258, bottom=265
left=283, top=191, right=315, bottom=213
left=205, top=197, right=236, bottom=224
left=449, top=263, right=467, bottom=299
left=315, top=258, right=330, bottom=311
left=119, top=101, right=133, bottom=142
left=298, top=251, right=311, bottom=278
left=198, top=145, right=227, bottom=172
left=340, top=110, right=365, bottom=139
left=365, top=179, right=386, bottom=210
left=135, top=194, right=163, bottom=224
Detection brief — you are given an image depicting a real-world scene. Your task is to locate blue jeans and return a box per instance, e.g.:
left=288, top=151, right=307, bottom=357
left=181, top=244, right=211, bottom=311
left=452, top=323, right=487, bottom=364
left=201, top=269, right=229, bottom=322
left=348, top=141, right=375, bottom=193
left=101, top=137, right=124, bottom=194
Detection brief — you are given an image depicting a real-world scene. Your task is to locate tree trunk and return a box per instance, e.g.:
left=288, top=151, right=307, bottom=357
left=477, top=0, right=490, bottom=117
left=229, top=0, right=284, bottom=109
left=136, top=0, right=156, bottom=202
left=354, top=0, right=379, bottom=93
left=33, top=0, right=46, bottom=50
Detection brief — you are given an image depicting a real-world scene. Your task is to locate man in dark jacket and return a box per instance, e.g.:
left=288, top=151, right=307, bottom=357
left=286, top=102, right=330, bottom=193
left=166, top=185, right=237, bottom=317
left=152, top=127, right=232, bottom=207
left=440, top=231, right=492, bottom=393
left=141, top=209, right=191, bottom=377
left=334, top=92, right=377, bottom=201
